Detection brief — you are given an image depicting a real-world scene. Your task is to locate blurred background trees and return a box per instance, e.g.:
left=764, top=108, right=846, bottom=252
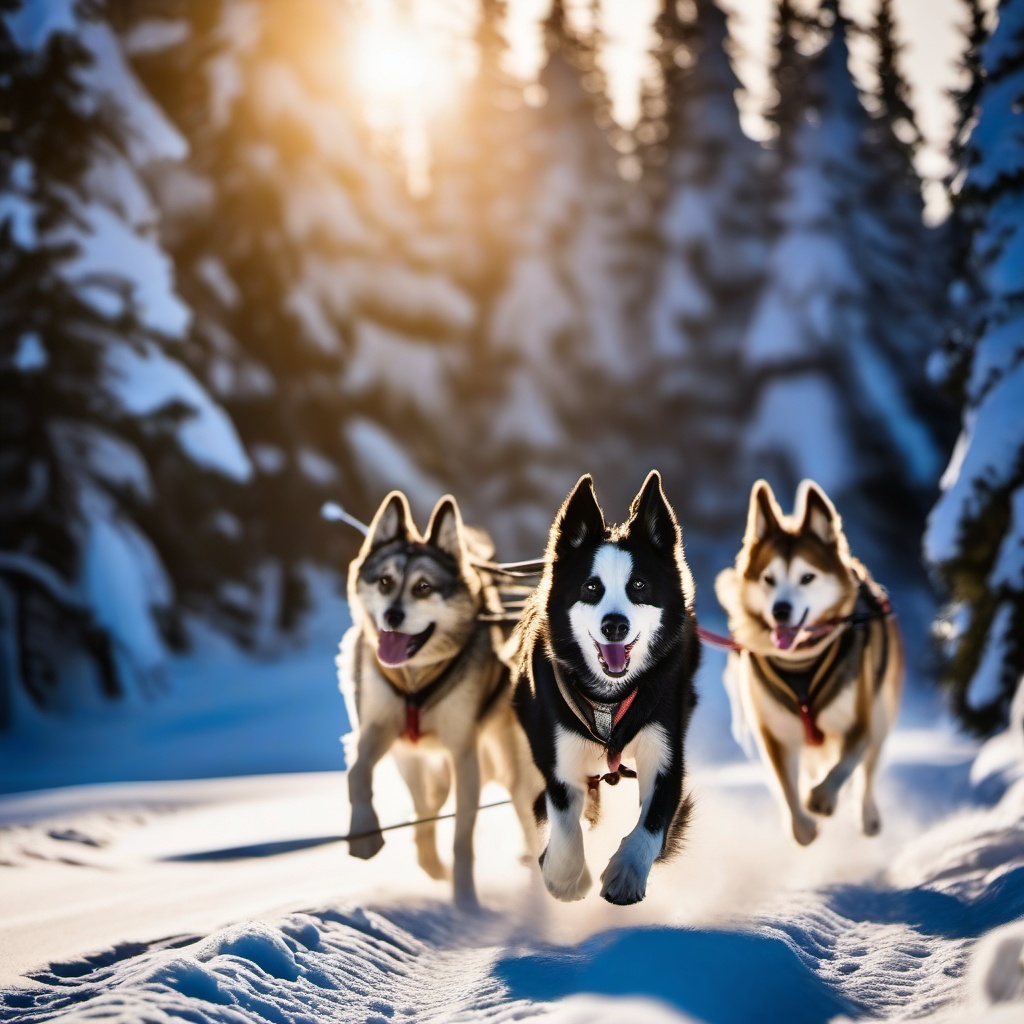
left=1, top=0, right=1019, bottom=735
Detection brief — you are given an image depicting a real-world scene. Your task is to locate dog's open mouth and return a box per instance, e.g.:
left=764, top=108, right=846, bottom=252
left=770, top=610, right=809, bottom=651
left=377, top=623, right=435, bottom=667
left=593, top=636, right=639, bottom=677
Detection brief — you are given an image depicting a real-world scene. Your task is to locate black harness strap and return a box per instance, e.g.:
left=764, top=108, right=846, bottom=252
left=751, top=580, right=892, bottom=744
left=371, top=630, right=480, bottom=743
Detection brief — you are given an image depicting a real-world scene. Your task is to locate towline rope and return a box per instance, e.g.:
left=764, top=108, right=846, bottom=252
left=344, top=798, right=511, bottom=846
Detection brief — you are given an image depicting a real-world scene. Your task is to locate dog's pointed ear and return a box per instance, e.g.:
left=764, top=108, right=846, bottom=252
left=552, top=474, right=605, bottom=557
left=796, top=480, right=840, bottom=546
left=745, top=479, right=783, bottom=544
left=365, top=491, right=413, bottom=552
left=426, top=495, right=464, bottom=561
left=628, top=470, right=680, bottom=553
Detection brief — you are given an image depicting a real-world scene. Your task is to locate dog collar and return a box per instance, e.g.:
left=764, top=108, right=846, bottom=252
left=550, top=661, right=638, bottom=778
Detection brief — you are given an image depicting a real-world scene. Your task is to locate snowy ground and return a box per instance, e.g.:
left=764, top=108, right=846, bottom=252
left=2, top=597, right=1024, bottom=1023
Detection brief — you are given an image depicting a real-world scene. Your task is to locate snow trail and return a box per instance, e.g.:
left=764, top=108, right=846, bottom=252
left=4, top=727, right=1022, bottom=1023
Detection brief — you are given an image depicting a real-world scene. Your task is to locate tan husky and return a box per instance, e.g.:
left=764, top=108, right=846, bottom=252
left=338, top=491, right=542, bottom=909
left=715, top=480, right=903, bottom=846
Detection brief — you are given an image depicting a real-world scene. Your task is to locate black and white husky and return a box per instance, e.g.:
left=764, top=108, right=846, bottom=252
left=507, top=471, right=699, bottom=905
left=338, top=491, right=542, bottom=910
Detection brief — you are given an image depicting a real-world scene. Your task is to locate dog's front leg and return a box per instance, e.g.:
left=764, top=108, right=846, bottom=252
left=540, top=779, right=591, bottom=901
left=760, top=728, right=818, bottom=846
left=807, top=721, right=869, bottom=818
left=347, top=722, right=396, bottom=860
left=600, top=725, right=676, bottom=905
left=452, top=745, right=481, bottom=911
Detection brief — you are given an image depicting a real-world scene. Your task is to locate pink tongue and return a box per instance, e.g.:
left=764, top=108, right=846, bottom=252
left=771, top=625, right=799, bottom=651
left=378, top=630, right=412, bottom=667
left=599, top=642, right=628, bottom=673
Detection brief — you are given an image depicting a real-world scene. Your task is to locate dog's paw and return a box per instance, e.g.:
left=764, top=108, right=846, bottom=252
left=791, top=813, right=819, bottom=847
left=807, top=782, right=837, bottom=818
left=349, top=832, right=385, bottom=860
left=600, top=850, right=650, bottom=906
left=862, top=803, right=882, bottom=837
left=417, top=853, right=451, bottom=880
left=348, top=805, right=384, bottom=860
left=540, top=847, right=592, bottom=902
left=454, top=884, right=481, bottom=914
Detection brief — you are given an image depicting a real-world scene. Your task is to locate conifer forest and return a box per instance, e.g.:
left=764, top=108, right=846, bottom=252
left=2, top=0, right=1023, bottom=739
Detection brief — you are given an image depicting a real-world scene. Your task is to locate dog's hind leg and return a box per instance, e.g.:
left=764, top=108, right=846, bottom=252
left=394, top=749, right=451, bottom=880
left=857, top=739, right=883, bottom=836
left=856, top=697, right=891, bottom=837
left=760, top=729, right=817, bottom=846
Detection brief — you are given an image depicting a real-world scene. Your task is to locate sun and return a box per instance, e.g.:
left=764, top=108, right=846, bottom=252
left=352, top=20, right=432, bottom=112
left=347, top=4, right=462, bottom=195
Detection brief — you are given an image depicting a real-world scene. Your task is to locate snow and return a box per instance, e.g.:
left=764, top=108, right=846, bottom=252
left=105, top=342, right=254, bottom=484
left=2, top=0, right=76, bottom=51
left=11, top=332, right=47, bottom=373
left=1, top=677, right=1020, bottom=1024
left=75, top=21, right=188, bottom=167
left=347, top=418, right=442, bottom=512
left=745, top=373, right=852, bottom=495
left=54, top=199, right=191, bottom=338
left=990, top=487, right=1024, bottom=590
left=0, top=571, right=1021, bottom=1024
left=0, top=192, right=36, bottom=248
left=122, top=18, right=190, bottom=56
left=79, top=497, right=173, bottom=682
left=926, top=359, right=1024, bottom=566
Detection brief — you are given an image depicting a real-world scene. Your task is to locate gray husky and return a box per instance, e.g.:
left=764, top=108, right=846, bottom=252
left=337, top=491, right=542, bottom=909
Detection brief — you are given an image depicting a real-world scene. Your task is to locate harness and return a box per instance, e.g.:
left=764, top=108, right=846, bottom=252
left=704, top=580, right=893, bottom=746
left=550, top=659, right=639, bottom=790
left=357, top=632, right=504, bottom=743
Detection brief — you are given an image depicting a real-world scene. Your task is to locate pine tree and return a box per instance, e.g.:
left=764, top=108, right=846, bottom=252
left=644, top=0, right=770, bottom=577
left=739, top=1, right=943, bottom=629
left=933, top=0, right=991, bottom=399
left=0, top=1, right=251, bottom=724
left=469, top=0, right=644, bottom=552
left=926, top=0, right=1024, bottom=734
left=132, top=0, right=475, bottom=631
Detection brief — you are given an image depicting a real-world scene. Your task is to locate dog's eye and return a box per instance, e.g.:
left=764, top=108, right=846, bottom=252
left=763, top=573, right=775, bottom=587
left=581, top=577, right=602, bottom=602
left=800, top=572, right=816, bottom=585
left=413, top=579, right=432, bottom=598
left=379, top=575, right=394, bottom=594
left=630, top=578, right=646, bottom=594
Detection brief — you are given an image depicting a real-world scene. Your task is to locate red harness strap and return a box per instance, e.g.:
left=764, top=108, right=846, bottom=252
left=404, top=706, right=421, bottom=744
left=697, top=625, right=743, bottom=651
left=799, top=703, right=825, bottom=746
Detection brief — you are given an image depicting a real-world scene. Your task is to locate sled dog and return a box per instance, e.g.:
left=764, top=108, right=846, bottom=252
left=715, top=479, right=904, bottom=846
left=338, top=491, right=542, bottom=909
left=507, top=471, right=699, bottom=905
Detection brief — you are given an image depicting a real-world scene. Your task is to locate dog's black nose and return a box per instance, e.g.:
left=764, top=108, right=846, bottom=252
left=772, top=601, right=793, bottom=623
left=601, top=614, right=630, bottom=642
left=383, top=606, right=405, bottom=630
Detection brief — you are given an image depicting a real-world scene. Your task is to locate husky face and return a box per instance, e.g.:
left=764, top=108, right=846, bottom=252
left=351, top=492, right=479, bottom=668
left=545, top=472, right=689, bottom=699
left=740, top=480, right=855, bottom=651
